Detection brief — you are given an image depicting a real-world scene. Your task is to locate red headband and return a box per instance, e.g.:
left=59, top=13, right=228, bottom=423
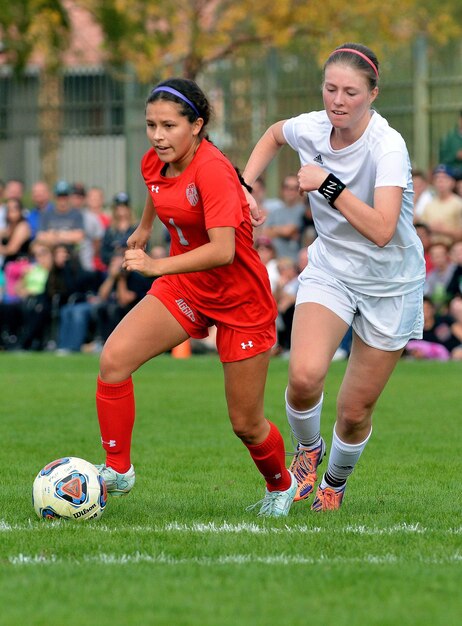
left=330, top=48, right=379, bottom=79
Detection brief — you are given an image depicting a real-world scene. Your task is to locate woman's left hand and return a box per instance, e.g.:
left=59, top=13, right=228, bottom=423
left=243, top=186, right=266, bottom=227
left=298, top=164, right=328, bottom=192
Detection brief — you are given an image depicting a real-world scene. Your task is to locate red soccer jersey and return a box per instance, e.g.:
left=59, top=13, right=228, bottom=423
left=141, top=140, right=277, bottom=331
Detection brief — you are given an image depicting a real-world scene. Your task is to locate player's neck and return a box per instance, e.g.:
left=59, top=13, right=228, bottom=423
left=330, top=111, right=372, bottom=149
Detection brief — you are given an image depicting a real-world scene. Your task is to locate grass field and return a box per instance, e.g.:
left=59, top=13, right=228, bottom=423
left=0, top=352, right=461, bottom=626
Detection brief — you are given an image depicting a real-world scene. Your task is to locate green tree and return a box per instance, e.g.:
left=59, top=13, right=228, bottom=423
left=82, top=0, right=462, bottom=82
left=0, top=0, right=70, bottom=185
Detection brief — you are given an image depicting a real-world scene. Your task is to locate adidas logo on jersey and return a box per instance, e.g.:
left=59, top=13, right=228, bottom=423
left=313, top=154, right=324, bottom=165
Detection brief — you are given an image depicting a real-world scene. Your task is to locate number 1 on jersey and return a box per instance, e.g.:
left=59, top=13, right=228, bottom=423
left=169, top=218, right=189, bottom=246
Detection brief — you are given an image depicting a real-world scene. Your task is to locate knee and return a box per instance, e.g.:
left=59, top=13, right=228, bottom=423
left=229, top=412, right=265, bottom=445
left=337, top=399, right=373, bottom=433
left=288, top=363, right=325, bottom=406
left=99, top=340, right=131, bottom=381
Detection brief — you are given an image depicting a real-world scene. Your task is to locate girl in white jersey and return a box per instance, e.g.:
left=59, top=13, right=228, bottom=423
left=243, top=43, right=425, bottom=511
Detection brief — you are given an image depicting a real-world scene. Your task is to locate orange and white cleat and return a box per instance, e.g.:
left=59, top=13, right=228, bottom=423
left=288, top=438, right=326, bottom=501
left=311, top=483, right=345, bottom=512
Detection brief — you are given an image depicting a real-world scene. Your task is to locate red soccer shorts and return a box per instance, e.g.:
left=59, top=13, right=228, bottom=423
left=148, top=277, right=276, bottom=363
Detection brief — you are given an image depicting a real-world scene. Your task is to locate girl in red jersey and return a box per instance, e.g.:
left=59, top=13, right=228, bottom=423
left=95, top=78, right=297, bottom=517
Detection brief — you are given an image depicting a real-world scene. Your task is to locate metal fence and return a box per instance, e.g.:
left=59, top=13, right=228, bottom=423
left=1, top=37, right=461, bottom=211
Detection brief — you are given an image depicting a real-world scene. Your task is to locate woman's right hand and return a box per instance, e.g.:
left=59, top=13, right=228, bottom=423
left=126, top=224, right=152, bottom=250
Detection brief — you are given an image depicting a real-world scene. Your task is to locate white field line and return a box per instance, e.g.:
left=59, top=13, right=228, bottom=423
left=7, top=552, right=462, bottom=566
left=1, top=519, right=462, bottom=535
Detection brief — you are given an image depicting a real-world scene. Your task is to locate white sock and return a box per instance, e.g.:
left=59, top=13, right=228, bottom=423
left=285, top=389, right=323, bottom=448
left=322, top=426, right=372, bottom=489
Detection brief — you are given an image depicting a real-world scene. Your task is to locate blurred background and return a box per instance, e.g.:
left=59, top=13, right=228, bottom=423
left=0, top=0, right=462, bottom=211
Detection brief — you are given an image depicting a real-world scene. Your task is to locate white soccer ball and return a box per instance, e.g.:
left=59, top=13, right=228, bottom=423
left=32, top=457, right=107, bottom=522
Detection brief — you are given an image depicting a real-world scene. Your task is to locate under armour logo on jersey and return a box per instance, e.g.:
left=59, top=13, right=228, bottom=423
left=151, top=185, right=159, bottom=193
left=313, top=154, right=324, bottom=165
left=241, top=341, right=254, bottom=350
left=101, top=438, right=116, bottom=448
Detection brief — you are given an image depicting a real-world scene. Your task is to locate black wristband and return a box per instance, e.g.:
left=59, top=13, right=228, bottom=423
left=318, top=173, right=346, bottom=208
left=237, top=172, right=253, bottom=194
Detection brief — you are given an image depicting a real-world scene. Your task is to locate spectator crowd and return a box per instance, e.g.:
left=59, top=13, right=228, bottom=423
left=1, top=114, right=462, bottom=360
left=0, top=179, right=166, bottom=354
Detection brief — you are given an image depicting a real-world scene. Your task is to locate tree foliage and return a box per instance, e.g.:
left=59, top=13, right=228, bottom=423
left=0, top=0, right=70, bottom=72
left=0, top=0, right=71, bottom=184
left=1, top=0, right=461, bottom=80
left=80, top=0, right=462, bottom=81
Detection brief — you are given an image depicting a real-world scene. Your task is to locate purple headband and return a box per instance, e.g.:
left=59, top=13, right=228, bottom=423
left=329, top=48, right=379, bottom=79
left=151, top=86, right=200, bottom=117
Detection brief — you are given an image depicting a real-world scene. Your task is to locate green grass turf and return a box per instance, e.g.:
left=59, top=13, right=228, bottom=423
left=0, top=353, right=461, bottom=626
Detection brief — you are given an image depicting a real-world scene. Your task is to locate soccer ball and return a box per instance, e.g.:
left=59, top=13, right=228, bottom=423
left=32, top=457, right=107, bottom=521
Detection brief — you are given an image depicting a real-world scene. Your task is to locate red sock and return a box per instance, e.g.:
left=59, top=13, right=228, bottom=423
left=96, top=376, right=135, bottom=473
left=244, top=421, right=292, bottom=492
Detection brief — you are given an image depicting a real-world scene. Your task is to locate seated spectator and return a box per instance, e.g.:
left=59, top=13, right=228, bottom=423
left=446, top=241, right=462, bottom=300
left=16, top=242, right=53, bottom=300
left=21, top=244, right=100, bottom=351
left=0, top=198, right=32, bottom=270
left=100, top=193, right=137, bottom=267
left=53, top=246, right=104, bottom=354
left=87, top=186, right=111, bottom=229
left=448, top=295, right=462, bottom=360
left=414, top=222, right=435, bottom=275
left=69, top=182, right=105, bottom=271
left=438, top=110, right=462, bottom=180
left=86, top=250, right=153, bottom=351
left=262, top=174, right=305, bottom=261
left=255, top=236, right=279, bottom=293
left=0, top=198, right=32, bottom=307
left=27, top=181, right=54, bottom=238
left=405, top=296, right=461, bottom=361
left=273, top=256, right=299, bottom=354
left=251, top=177, right=278, bottom=240
left=35, top=181, right=85, bottom=256
left=456, top=173, right=462, bottom=199
left=261, top=180, right=285, bottom=214
left=0, top=179, right=24, bottom=231
left=0, top=265, right=4, bottom=300
left=0, top=242, right=52, bottom=350
left=420, top=165, right=462, bottom=246
left=412, top=169, right=434, bottom=221
left=300, top=195, right=317, bottom=248
left=424, top=242, right=456, bottom=312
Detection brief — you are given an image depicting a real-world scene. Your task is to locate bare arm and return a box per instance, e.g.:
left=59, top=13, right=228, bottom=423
left=35, top=228, right=84, bottom=247
left=242, top=121, right=288, bottom=186
left=126, top=193, right=158, bottom=250
left=298, top=164, right=403, bottom=248
left=98, top=255, right=123, bottom=301
left=0, top=221, right=31, bottom=255
left=123, top=227, right=236, bottom=277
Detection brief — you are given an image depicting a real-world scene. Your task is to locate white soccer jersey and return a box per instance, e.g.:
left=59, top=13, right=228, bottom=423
left=283, top=110, right=425, bottom=296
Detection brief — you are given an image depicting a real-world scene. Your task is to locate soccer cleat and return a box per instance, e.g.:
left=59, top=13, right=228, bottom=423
left=311, top=483, right=345, bottom=512
left=288, top=438, right=326, bottom=501
left=246, top=471, right=297, bottom=517
left=95, top=464, right=135, bottom=496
